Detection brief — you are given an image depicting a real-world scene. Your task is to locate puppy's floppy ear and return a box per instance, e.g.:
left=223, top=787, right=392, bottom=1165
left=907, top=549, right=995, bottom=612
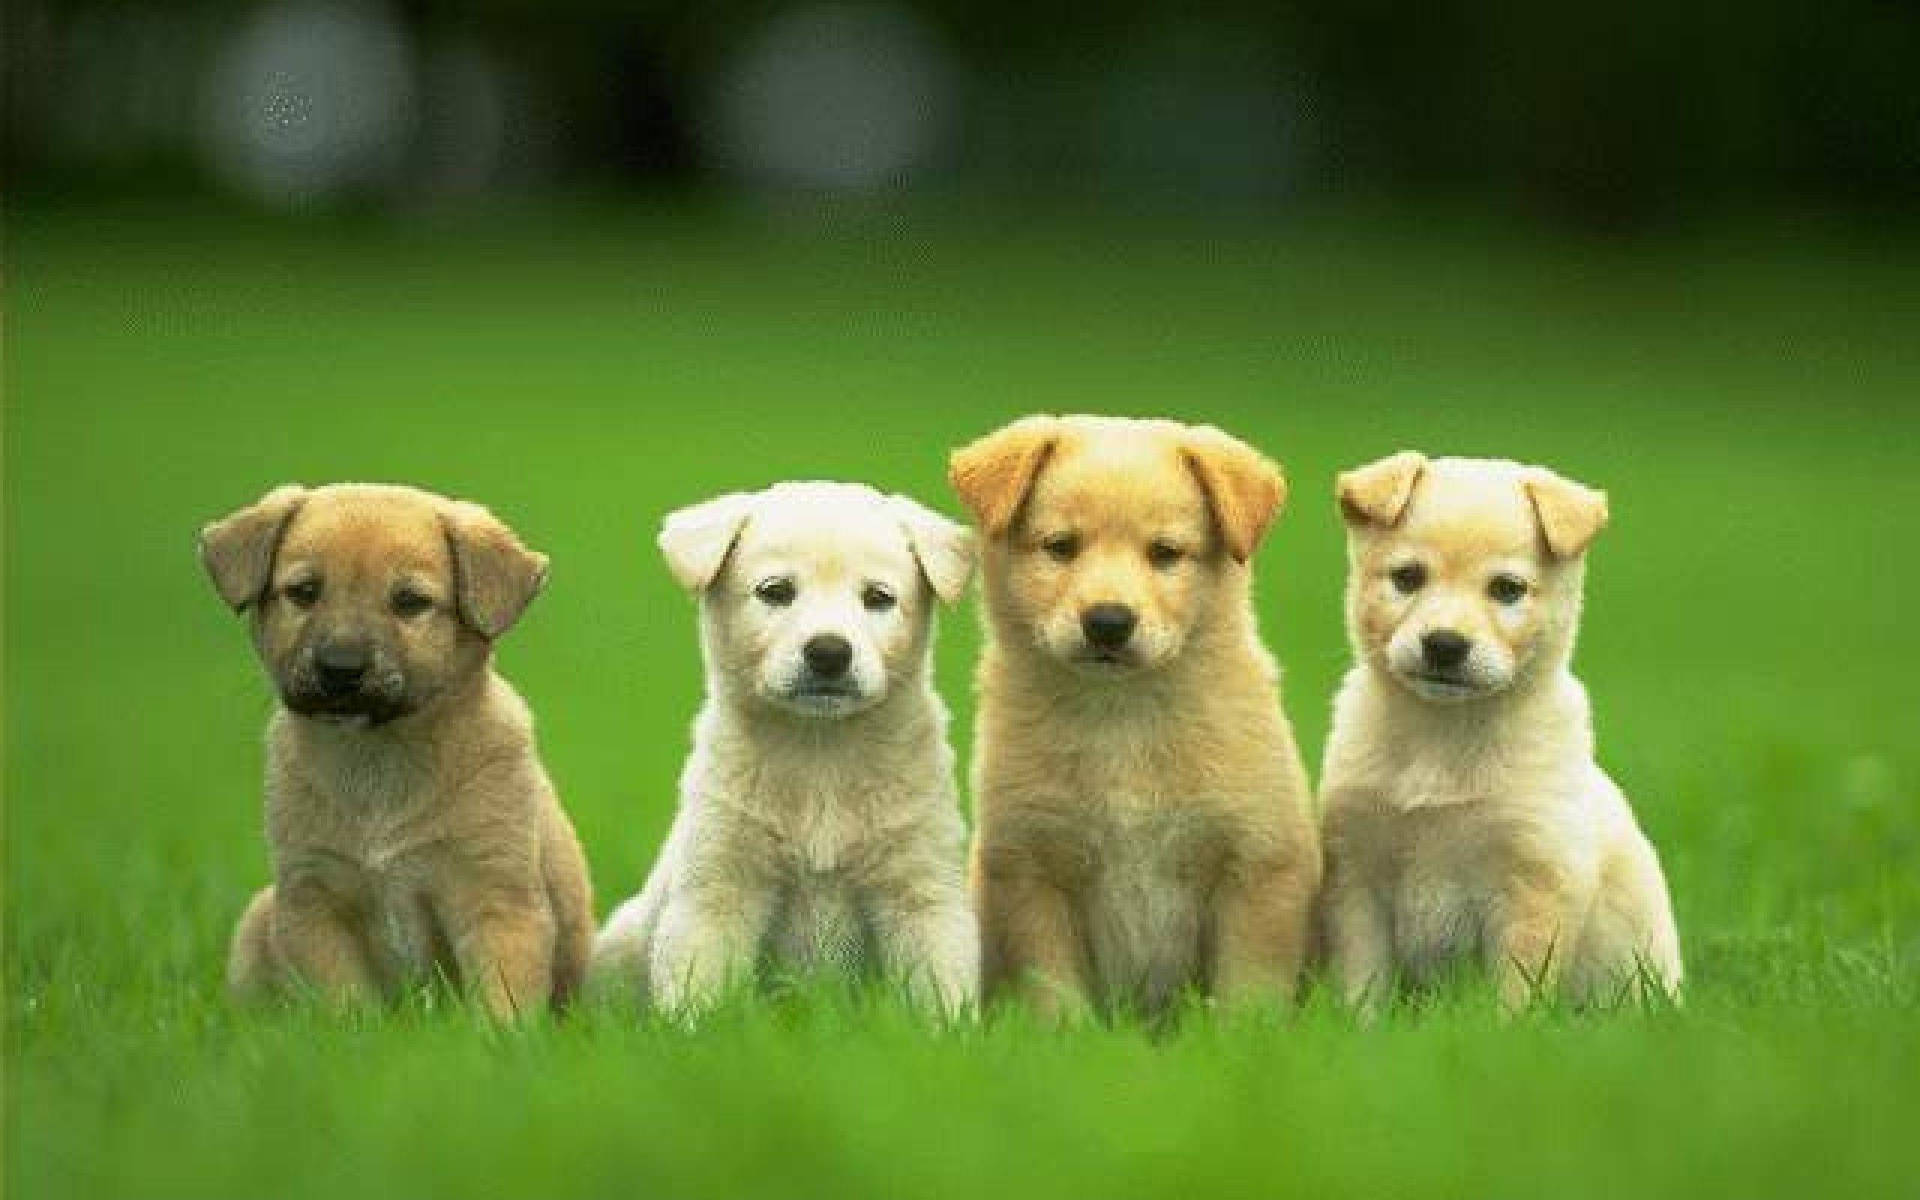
left=1337, top=451, right=1427, bottom=529
left=199, top=484, right=309, bottom=612
left=892, top=496, right=976, bottom=605
left=658, top=492, right=756, bottom=591
left=1181, top=425, right=1286, bottom=563
left=948, top=415, right=1060, bottom=536
left=440, top=500, right=550, bottom=639
left=1523, top=468, right=1609, bottom=558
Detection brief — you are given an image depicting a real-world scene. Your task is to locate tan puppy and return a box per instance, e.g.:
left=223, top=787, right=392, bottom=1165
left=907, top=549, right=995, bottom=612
left=951, top=415, right=1319, bottom=1022
left=1319, top=453, right=1683, bottom=1015
left=591, top=482, right=978, bottom=1018
left=203, top=483, right=593, bottom=1020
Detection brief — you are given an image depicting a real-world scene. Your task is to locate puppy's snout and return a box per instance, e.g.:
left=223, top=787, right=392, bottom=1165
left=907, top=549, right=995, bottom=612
left=802, top=634, right=854, bottom=679
left=1081, top=604, right=1138, bottom=650
left=1421, top=630, right=1472, bottom=672
left=314, top=639, right=373, bottom=694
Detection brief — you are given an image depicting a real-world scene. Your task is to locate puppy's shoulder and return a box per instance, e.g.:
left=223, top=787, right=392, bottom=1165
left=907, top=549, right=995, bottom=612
left=1320, top=669, right=1402, bottom=797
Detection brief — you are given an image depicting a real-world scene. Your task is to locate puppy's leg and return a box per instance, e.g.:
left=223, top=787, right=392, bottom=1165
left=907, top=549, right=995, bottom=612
left=1321, top=867, right=1394, bottom=1019
left=268, top=880, right=380, bottom=1007
left=590, top=812, right=690, bottom=1002
left=649, top=879, right=776, bottom=1018
left=227, top=886, right=280, bottom=1001
left=592, top=872, right=667, bottom=1000
left=439, top=883, right=559, bottom=1021
left=539, top=804, right=595, bottom=1010
left=1211, top=855, right=1317, bottom=1008
left=868, top=866, right=980, bottom=1018
left=1574, top=836, right=1684, bottom=1005
left=1485, top=878, right=1571, bottom=1014
left=978, top=855, right=1090, bottom=1023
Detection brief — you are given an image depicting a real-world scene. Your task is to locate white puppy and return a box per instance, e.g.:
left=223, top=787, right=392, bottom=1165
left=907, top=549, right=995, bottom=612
left=592, top=481, right=979, bottom=1017
left=1319, top=453, right=1683, bottom=1015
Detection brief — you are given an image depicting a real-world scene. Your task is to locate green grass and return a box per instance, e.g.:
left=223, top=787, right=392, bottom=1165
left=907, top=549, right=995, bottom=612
left=7, top=200, right=1918, bottom=1197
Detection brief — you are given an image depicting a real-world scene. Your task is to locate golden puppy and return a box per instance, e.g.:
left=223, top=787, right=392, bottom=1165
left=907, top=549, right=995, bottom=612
left=203, top=483, right=593, bottom=1020
left=950, top=415, right=1319, bottom=1022
left=1319, top=453, right=1683, bottom=1015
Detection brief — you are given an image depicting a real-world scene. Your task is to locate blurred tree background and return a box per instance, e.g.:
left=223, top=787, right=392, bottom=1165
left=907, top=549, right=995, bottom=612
left=8, top=0, right=1917, bottom=226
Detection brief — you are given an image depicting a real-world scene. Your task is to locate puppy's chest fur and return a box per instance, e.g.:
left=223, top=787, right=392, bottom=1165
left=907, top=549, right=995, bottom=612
left=1079, top=796, right=1236, bottom=1007
left=988, top=725, right=1269, bottom=1004
left=700, top=742, right=956, bottom=980
left=269, top=721, right=525, bottom=986
left=752, top=779, right=886, bottom=978
left=1332, top=758, right=1595, bottom=983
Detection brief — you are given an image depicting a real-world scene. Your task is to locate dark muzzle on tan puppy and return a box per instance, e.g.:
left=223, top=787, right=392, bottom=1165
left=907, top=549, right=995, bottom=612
left=202, top=483, right=593, bottom=1019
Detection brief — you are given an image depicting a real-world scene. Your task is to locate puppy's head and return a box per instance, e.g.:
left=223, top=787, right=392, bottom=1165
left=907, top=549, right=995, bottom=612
left=659, top=481, right=973, bottom=719
left=200, top=484, right=548, bottom=726
left=1337, top=452, right=1608, bottom=703
left=949, top=415, right=1284, bottom=677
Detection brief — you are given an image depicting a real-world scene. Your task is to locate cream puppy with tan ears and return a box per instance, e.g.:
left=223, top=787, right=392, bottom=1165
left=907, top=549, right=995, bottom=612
left=1319, top=453, right=1683, bottom=1015
left=951, top=415, right=1320, bottom=1023
left=592, top=482, right=979, bottom=1018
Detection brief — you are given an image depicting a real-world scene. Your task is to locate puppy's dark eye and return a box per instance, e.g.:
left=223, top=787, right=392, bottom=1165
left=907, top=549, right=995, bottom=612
left=283, top=579, right=321, bottom=608
left=1389, top=563, right=1428, bottom=594
left=1042, top=534, right=1080, bottom=563
left=862, top=584, right=897, bottom=613
left=1147, top=540, right=1185, bottom=570
left=1488, top=575, right=1529, bottom=605
left=754, top=578, right=796, bottom=607
left=391, top=588, right=433, bottom=618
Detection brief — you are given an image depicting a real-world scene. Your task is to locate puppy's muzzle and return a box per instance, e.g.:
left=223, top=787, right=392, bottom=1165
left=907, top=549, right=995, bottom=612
left=1081, top=604, right=1137, bottom=654
left=802, top=634, right=854, bottom=681
left=1401, top=628, right=1485, bottom=699
left=315, top=639, right=372, bottom=697
left=786, top=633, right=865, bottom=708
left=285, top=637, right=407, bottom=724
left=1420, top=629, right=1471, bottom=674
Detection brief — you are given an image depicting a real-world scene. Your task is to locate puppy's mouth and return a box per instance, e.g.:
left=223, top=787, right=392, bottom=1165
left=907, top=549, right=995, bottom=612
left=1070, top=646, right=1137, bottom=671
left=1396, top=669, right=1492, bottom=702
left=774, top=680, right=870, bottom=715
left=282, top=691, right=410, bottom=727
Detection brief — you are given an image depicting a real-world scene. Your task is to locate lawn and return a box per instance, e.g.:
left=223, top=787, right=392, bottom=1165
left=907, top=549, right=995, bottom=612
left=7, top=200, right=1918, bottom=1197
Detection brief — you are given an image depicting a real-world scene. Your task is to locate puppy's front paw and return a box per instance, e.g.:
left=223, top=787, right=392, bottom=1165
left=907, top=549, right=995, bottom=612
left=900, top=956, right=979, bottom=1023
left=648, top=933, right=749, bottom=1025
left=648, top=954, right=718, bottom=1024
left=1020, top=975, right=1097, bottom=1030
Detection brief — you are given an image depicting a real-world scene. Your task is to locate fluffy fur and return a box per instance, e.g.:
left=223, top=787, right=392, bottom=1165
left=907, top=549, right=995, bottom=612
left=206, top=483, right=593, bottom=1020
left=591, top=482, right=978, bottom=1017
left=952, top=415, right=1319, bottom=1022
left=1319, top=453, right=1683, bottom=1014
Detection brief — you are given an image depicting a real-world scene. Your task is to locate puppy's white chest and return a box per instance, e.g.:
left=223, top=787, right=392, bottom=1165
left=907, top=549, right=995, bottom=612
left=1081, top=802, right=1218, bottom=1008
left=1391, top=872, right=1485, bottom=982
left=347, top=811, right=448, bottom=983
left=789, top=801, right=865, bottom=875
left=373, top=881, right=441, bottom=977
left=1371, top=802, right=1510, bottom=983
left=754, top=789, right=883, bottom=978
left=764, top=873, right=870, bottom=979
left=354, top=846, right=445, bottom=981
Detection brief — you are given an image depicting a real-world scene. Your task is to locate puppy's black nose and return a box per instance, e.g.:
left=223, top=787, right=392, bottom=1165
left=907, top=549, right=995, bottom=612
left=1421, top=630, right=1472, bottom=671
left=314, top=641, right=371, bottom=694
left=1082, top=604, right=1138, bottom=650
left=803, top=634, right=853, bottom=679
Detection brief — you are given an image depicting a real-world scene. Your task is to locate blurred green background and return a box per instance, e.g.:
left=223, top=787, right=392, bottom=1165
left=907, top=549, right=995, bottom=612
left=7, top=0, right=1920, bottom=1195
